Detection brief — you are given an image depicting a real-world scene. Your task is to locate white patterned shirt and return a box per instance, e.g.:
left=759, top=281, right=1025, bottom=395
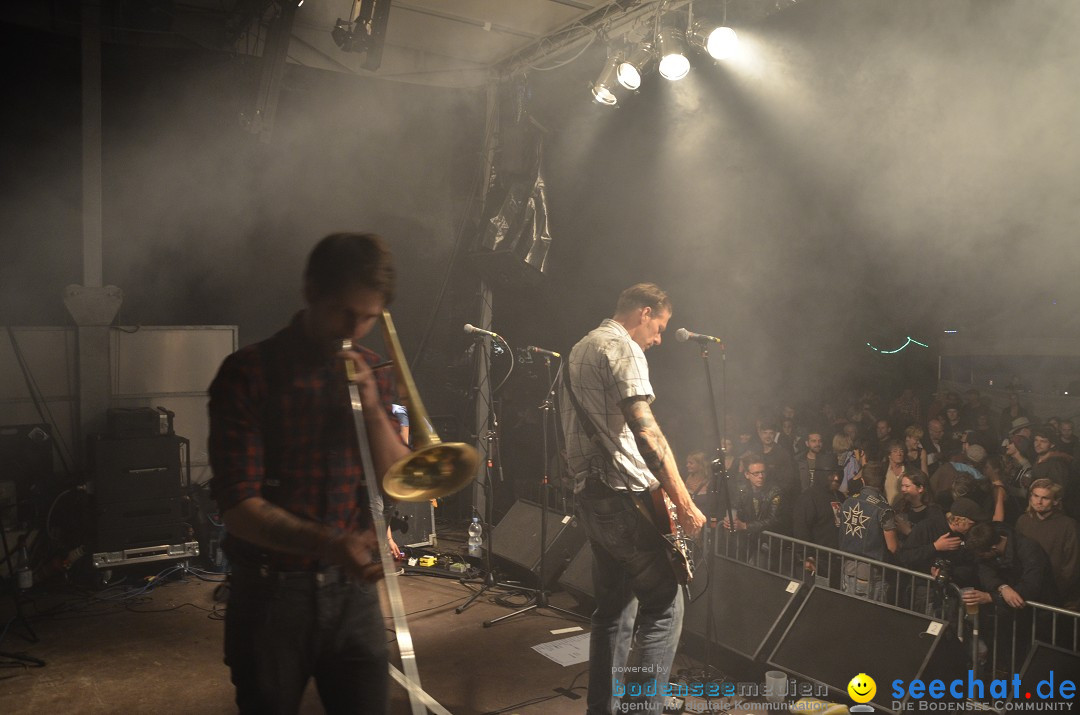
left=561, top=318, right=658, bottom=493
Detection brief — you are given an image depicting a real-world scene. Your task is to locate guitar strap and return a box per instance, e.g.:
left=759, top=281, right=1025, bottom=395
left=562, top=369, right=634, bottom=492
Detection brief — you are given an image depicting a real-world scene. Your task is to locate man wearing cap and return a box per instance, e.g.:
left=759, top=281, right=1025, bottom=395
left=898, top=497, right=983, bottom=588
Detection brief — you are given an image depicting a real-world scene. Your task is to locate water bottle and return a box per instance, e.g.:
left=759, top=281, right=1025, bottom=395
left=467, top=517, right=483, bottom=558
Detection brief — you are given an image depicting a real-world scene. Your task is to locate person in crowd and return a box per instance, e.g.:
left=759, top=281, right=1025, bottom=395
left=797, top=430, right=832, bottom=491
left=208, top=232, right=409, bottom=713
left=883, top=439, right=907, bottom=504
left=833, top=433, right=865, bottom=496
left=869, top=418, right=893, bottom=462
left=969, top=413, right=999, bottom=455
left=758, top=419, right=797, bottom=532
left=943, top=406, right=965, bottom=454
left=684, top=450, right=717, bottom=520
left=1000, top=392, right=1029, bottom=435
left=1014, top=479, right=1080, bottom=609
left=889, top=387, right=921, bottom=428
left=779, top=416, right=802, bottom=457
left=960, top=389, right=990, bottom=431
left=561, top=282, right=704, bottom=715
left=897, top=497, right=983, bottom=589
left=903, top=425, right=930, bottom=476
left=931, top=441, right=987, bottom=506
left=1057, top=418, right=1079, bottom=458
left=980, top=455, right=1011, bottom=524
left=1006, top=416, right=1036, bottom=463
left=1030, top=426, right=1072, bottom=487
left=963, top=521, right=1056, bottom=611
left=892, top=471, right=939, bottom=541
left=838, top=462, right=898, bottom=600
left=924, top=418, right=946, bottom=477
left=724, top=456, right=784, bottom=562
left=793, top=464, right=844, bottom=549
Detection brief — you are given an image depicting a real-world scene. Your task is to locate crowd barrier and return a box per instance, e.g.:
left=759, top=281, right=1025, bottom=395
left=709, top=528, right=1080, bottom=678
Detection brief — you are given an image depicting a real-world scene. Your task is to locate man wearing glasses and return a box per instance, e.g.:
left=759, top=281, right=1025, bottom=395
left=723, top=457, right=784, bottom=565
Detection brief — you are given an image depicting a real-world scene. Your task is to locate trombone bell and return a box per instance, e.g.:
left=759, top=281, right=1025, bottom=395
left=378, top=310, right=479, bottom=502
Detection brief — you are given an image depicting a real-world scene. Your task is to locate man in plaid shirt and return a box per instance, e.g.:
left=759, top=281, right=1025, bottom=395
left=561, top=283, right=705, bottom=715
left=208, top=233, right=410, bottom=714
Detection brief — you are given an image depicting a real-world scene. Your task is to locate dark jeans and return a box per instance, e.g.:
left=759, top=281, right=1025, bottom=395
left=224, top=560, right=389, bottom=715
left=577, top=487, right=684, bottom=715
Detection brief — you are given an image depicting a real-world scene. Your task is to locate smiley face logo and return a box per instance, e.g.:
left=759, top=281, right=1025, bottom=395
left=847, top=673, right=876, bottom=704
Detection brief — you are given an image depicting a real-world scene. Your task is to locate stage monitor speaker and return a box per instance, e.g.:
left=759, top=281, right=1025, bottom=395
left=767, top=586, right=964, bottom=713
left=0, top=423, right=53, bottom=524
left=1020, top=641, right=1080, bottom=704
left=558, top=540, right=594, bottom=601
left=492, top=500, right=585, bottom=587
left=683, top=555, right=804, bottom=660
left=388, top=499, right=436, bottom=548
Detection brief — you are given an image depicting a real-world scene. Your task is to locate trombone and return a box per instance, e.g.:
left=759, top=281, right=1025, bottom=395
left=378, top=310, right=478, bottom=502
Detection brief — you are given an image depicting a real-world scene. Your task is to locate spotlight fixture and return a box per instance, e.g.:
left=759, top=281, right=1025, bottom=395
left=591, top=54, right=621, bottom=106
left=330, top=0, right=391, bottom=71
left=655, top=28, right=690, bottom=81
left=617, top=42, right=653, bottom=90
left=689, top=23, right=739, bottom=60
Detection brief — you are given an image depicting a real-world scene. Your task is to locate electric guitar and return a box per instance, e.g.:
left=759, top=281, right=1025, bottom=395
left=630, top=487, right=694, bottom=585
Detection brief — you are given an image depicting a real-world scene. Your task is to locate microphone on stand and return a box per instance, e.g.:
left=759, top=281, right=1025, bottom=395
left=464, top=323, right=501, bottom=340
left=675, top=327, right=724, bottom=346
left=524, top=345, right=561, bottom=359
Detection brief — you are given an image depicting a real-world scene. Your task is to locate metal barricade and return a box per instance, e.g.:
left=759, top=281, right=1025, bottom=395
left=957, top=598, right=1080, bottom=679
left=714, top=529, right=946, bottom=617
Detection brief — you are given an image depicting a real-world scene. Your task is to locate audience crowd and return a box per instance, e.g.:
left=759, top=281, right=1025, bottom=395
left=688, top=387, right=1080, bottom=616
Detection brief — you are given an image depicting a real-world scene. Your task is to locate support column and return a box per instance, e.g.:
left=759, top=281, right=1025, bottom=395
left=65, top=1, right=122, bottom=463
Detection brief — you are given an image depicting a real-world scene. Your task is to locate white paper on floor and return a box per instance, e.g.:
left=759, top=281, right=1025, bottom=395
left=531, top=632, right=590, bottom=666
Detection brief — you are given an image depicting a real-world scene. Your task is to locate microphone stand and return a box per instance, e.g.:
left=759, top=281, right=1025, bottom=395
left=457, top=335, right=534, bottom=614
left=485, top=354, right=585, bottom=627
left=697, top=339, right=734, bottom=679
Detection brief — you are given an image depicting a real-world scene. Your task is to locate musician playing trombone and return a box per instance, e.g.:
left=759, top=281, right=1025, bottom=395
left=208, top=233, right=409, bottom=714
left=561, top=283, right=706, bottom=715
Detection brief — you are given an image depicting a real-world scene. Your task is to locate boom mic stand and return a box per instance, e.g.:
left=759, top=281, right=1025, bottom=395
left=485, top=354, right=585, bottom=627
left=696, top=339, right=735, bottom=679
left=456, top=334, right=535, bottom=614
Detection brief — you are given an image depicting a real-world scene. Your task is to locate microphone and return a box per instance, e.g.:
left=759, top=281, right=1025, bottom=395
left=675, top=327, right=723, bottom=345
left=464, top=323, right=501, bottom=339
left=525, top=345, right=561, bottom=359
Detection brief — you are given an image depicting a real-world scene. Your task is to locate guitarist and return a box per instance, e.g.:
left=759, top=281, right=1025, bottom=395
left=561, top=283, right=706, bottom=715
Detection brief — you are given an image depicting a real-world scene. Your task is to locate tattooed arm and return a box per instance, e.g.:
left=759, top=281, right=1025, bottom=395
left=222, top=498, right=384, bottom=581
left=622, top=396, right=705, bottom=537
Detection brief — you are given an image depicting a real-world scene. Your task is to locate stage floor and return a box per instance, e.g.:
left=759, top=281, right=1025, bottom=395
left=0, top=552, right=718, bottom=714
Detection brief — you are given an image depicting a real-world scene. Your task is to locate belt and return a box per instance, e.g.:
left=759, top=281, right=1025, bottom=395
left=234, top=559, right=352, bottom=587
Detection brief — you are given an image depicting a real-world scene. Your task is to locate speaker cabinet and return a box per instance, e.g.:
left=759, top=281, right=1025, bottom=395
left=492, top=500, right=585, bottom=586
left=767, top=586, right=964, bottom=713
left=684, top=555, right=805, bottom=659
left=88, top=434, right=186, bottom=503
left=558, top=540, right=594, bottom=601
left=388, top=499, right=436, bottom=548
left=1020, top=641, right=1080, bottom=704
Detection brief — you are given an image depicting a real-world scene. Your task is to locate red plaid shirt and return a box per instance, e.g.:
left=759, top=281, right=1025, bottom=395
left=208, top=312, right=396, bottom=571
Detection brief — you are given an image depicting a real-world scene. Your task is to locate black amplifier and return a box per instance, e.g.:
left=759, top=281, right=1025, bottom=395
left=87, top=434, right=189, bottom=504
left=106, top=407, right=175, bottom=439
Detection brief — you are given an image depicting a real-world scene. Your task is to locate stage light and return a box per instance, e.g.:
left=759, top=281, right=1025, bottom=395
left=591, top=55, right=621, bottom=106
left=617, top=42, right=653, bottom=90
left=689, top=23, right=739, bottom=60
left=656, top=28, right=690, bottom=81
